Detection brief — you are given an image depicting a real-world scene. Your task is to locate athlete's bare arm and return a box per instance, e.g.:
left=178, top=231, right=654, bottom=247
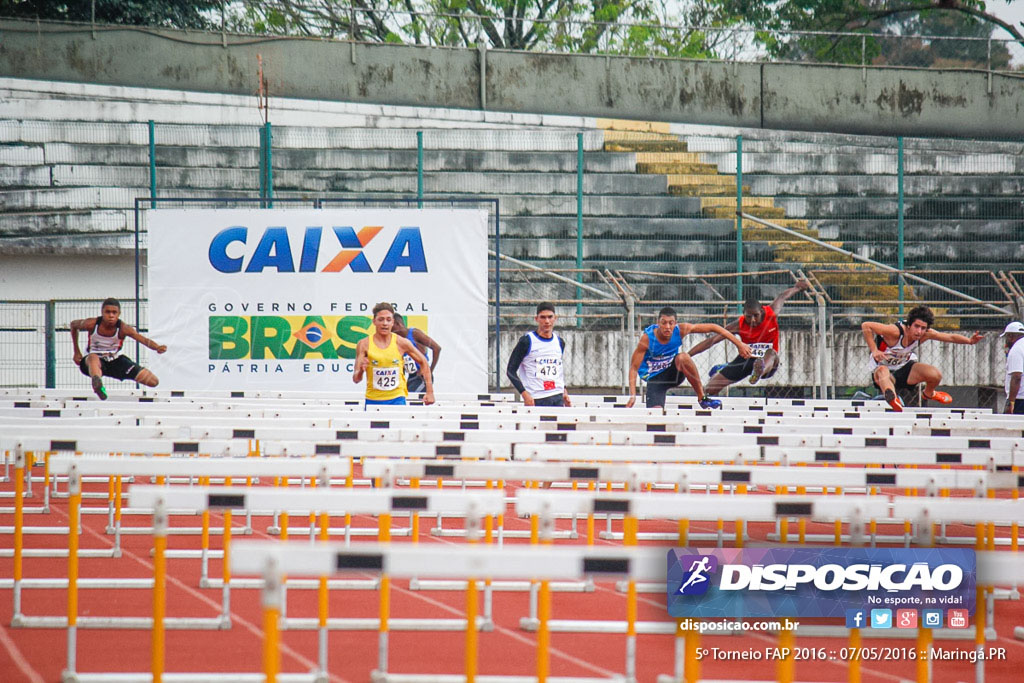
left=69, top=317, right=92, bottom=364
left=625, top=333, right=651, bottom=408
left=687, top=320, right=740, bottom=356
left=352, top=338, right=369, bottom=383
left=122, top=323, right=167, bottom=354
left=1007, top=372, right=1022, bottom=414
left=861, top=322, right=901, bottom=363
left=924, top=329, right=984, bottom=345
left=769, top=279, right=812, bottom=314
left=684, top=323, right=751, bottom=358
left=397, top=336, right=435, bottom=405
left=411, top=328, right=442, bottom=372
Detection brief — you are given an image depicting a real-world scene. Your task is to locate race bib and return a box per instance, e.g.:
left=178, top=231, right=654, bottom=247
left=372, top=367, right=400, bottom=391
left=749, top=343, right=772, bottom=358
left=647, top=355, right=674, bottom=375
left=403, top=355, right=419, bottom=377
left=535, top=357, right=562, bottom=379
left=880, top=349, right=914, bottom=367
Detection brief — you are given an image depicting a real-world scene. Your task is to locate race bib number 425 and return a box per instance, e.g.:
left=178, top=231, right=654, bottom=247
left=373, top=367, right=400, bottom=391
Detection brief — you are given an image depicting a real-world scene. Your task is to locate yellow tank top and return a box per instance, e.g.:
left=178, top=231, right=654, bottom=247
left=365, top=333, right=407, bottom=400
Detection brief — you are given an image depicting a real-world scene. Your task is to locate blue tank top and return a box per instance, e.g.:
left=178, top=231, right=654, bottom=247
left=403, top=328, right=429, bottom=376
left=638, top=324, right=682, bottom=380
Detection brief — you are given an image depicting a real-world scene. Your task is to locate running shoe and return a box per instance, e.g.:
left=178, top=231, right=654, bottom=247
left=749, top=362, right=763, bottom=385
left=91, top=375, right=107, bottom=401
left=698, top=397, right=722, bottom=410
left=883, top=388, right=903, bottom=412
left=708, top=364, right=726, bottom=378
left=923, top=390, right=953, bottom=404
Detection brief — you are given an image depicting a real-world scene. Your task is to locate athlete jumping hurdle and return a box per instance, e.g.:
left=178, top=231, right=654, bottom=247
left=861, top=305, right=983, bottom=411
left=70, top=298, right=166, bottom=400
left=627, top=306, right=751, bottom=409
left=688, top=280, right=811, bottom=394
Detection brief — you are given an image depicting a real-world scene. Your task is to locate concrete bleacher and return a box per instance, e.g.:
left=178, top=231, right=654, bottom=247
left=3, top=76, right=1022, bottom=310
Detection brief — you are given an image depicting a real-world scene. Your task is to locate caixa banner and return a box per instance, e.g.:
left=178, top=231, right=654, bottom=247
left=148, top=209, right=488, bottom=392
left=667, top=548, right=975, bottom=618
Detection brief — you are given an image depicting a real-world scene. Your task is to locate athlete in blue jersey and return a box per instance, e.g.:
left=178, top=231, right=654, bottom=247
left=627, top=306, right=751, bottom=409
left=392, top=314, right=442, bottom=393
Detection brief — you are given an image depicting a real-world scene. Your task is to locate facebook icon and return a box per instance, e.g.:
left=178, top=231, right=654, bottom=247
left=846, top=609, right=867, bottom=629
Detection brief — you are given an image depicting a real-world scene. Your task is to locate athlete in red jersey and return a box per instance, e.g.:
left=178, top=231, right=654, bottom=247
left=688, top=280, right=811, bottom=395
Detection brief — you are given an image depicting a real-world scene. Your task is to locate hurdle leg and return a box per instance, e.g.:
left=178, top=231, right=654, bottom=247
left=317, top=510, right=330, bottom=680
left=152, top=497, right=168, bottom=683
left=625, top=578, right=637, bottom=683
left=43, top=451, right=51, bottom=513
left=200, top=476, right=211, bottom=585
left=536, top=579, right=551, bottom=683
left=845, top=624, right=860, bottom=683
left=221, top=482, right=233, bottom=626
left=975, top=584, right=986, bottom=683
left=262, top=557, right=283, bottom=683
left=12, top=448, right=25, bottom=623
left=681, top=620, right=700, bottom=683
left=624, top=513, right=638, bottom=682
left=63, top=464, right=81, bottom=679
left=378, top=574, right=391, bottom=675
left=777, top=623, right=795, bottom=683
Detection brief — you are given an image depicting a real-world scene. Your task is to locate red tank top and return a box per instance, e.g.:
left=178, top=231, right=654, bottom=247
left=737, top=305, right=779, bottom=351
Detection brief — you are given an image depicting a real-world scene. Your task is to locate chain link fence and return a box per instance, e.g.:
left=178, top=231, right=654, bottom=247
left=4, top=104, right=1024, bottom=405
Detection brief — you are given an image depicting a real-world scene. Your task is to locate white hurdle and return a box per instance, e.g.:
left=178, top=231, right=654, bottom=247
left=231, top=541, right=665, bottom=683
left=128, top=486, right=505, bottom=683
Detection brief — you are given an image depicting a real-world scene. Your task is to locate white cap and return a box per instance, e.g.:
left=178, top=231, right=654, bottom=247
left=999, top=321, right=1024, bottom=337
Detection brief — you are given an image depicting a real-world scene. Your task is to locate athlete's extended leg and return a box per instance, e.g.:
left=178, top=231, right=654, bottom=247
left=134, top=368, right=159, bottom=387
left=677, top=352, right=720, bottom=408
left=751, top=350, right=780, bottom=385
left=872, top=367, right=903, bottom=412
left=906, top=363, right=950, bottom=403
left=675, top=352, right=704, bottom=399
left=705, top=372, right=734, bottom=396
left=85, top=354, right=107, bottom=400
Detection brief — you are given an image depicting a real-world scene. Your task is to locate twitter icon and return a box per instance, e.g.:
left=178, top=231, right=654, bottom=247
left=871, top=609, right=892, bottom=629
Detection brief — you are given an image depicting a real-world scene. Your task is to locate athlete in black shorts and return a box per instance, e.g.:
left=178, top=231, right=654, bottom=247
left=70, top=298, right=167, bottom=399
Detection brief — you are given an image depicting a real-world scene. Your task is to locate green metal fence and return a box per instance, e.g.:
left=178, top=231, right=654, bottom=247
left=4, top=114, right=1023, bottom=400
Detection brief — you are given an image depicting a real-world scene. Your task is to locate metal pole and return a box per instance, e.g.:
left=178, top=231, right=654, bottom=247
left=258, top=126, right=266, bottom=200
left=735, top=135, right=743, bottom=313
left=817, top=296, right=827, bottom=400
left=134, top=201, right=141, bottom=361
left=265, top=122, right=273, bottom=207
left=897, top=136, right=905, bottom=317
left=148, top=120, right=156, bottom=209
left=44, top=301, right=55, bottom=388
left=488, top=250, right=617, bottom=299
left=576, top=132, right=584, bottom=327
left=417, top=131, right=424, bottom=208
left=626, top=296, right=636, bottom=394
left=739, top=212, right=1014, bottom=316
left=494, top=200, right=501, bottom=391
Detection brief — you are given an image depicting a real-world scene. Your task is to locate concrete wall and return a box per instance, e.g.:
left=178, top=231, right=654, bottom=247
left=2, top=20, right=1023, bottom=139
left=0, top=254, right=137, bottom=300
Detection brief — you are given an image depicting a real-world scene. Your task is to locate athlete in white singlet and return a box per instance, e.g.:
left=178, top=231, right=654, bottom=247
left=506, top=302, right=571, bottom=407
left=70, top=298, right=167, bottom=400
left=861, top=305, right=983, bottom=411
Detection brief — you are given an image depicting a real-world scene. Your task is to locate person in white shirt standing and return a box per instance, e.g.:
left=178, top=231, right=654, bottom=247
left=1001, top=321, right=1024, bottom=414
left=506, top=302, right=571, bottom=407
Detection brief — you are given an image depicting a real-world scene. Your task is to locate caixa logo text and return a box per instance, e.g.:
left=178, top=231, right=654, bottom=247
left=208, top=226, right=427, bottom=273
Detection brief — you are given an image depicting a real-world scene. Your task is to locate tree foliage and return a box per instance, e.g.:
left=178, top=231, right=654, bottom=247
left=0, top=0, right=221, bottom=28
left=3, top=0, right=1021, bottom=64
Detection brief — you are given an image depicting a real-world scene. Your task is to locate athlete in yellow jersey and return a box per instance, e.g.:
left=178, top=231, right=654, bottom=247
left=353, top=302, right=435, bottom=406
